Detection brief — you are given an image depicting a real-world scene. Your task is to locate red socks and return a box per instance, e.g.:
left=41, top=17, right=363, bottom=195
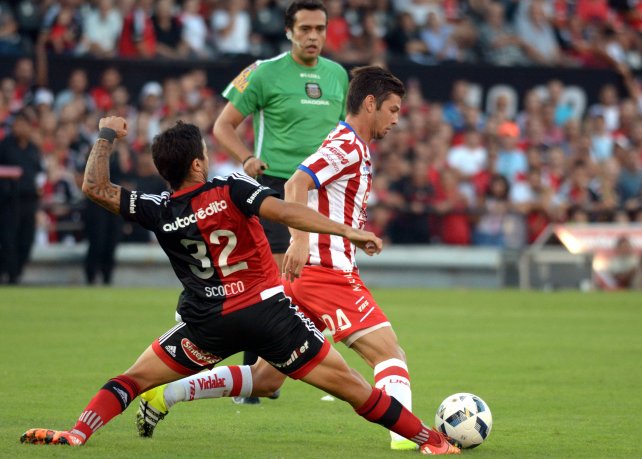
left=70, top=375, right=140, bottom=442
left=356, top=387, right=439, bottom=446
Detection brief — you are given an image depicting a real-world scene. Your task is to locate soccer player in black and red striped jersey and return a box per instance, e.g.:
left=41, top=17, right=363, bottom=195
left=19, top=117, right=459, bottom=455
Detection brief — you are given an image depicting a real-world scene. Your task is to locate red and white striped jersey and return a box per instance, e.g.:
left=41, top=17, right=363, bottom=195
left=298, top=121, right=372, bottom=272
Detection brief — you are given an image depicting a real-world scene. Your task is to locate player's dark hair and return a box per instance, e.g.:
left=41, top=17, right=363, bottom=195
left=151, top=121, right=204, bottom=190
left=285, top=0, right=327, bottom=30
left=346, top=66, right=405, bottom=115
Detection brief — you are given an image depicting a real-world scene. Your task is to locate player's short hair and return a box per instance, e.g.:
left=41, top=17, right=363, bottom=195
left=285, top=0, right=327, bottom=30
left=346, top=66, right=406, bottom=115
left=151, top=121, right=204, bottom=190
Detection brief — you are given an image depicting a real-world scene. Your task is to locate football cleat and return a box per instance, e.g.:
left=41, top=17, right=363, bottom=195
left=420, top=429, right=461, bottom=455
left=390, top=438, right=419, bottom=451
left=136, top=385, right=168, bottom=438
left=232, top=396, right=260, bottom=405
left=20, top=429, right=84, bottom=446
left=267, top=389, right=281, bottom=400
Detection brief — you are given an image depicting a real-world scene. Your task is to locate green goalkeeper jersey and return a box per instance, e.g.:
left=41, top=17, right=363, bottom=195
left=222, top=52, right=348, bottom=179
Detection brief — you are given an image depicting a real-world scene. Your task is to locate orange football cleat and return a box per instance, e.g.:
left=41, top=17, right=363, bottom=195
left=420, top=429, right=461, bottom=455
left=20, top=429, right=84, bottom=446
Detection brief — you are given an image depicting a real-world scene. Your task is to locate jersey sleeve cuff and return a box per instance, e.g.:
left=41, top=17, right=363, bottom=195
left=249, top=187, right=279, bottom=215
left=297, top=165, right=321, bottom=189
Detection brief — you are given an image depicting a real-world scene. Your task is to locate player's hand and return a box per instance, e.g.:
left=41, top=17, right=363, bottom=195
left=283, top=238, right=309, bottom=282
left=243, top=157, right=268, bottom=177
left=98, top=116, right=128, bottom=139
left=345, top=228, right=383, bottom=256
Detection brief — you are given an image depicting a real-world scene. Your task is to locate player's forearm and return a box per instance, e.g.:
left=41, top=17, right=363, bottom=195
left=278, top=201, right=349, bottom=238
left=82, top=138, right=122, bottom=215
left=283, top=176, right=310, bottom=242
left=259, top=196, right=347, bottom=238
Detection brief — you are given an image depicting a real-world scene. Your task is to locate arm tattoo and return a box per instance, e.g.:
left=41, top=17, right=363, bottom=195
left=83, top=138, right=122, bottom=214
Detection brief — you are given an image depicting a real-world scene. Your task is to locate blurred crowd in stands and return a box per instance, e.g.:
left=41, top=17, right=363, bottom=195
left=3, top=0, right=642, bottom=67
left=1, top=0, right=642, bottom=269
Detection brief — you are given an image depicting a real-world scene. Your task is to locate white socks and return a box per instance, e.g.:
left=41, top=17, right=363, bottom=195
left=374, top=358, right=412, bottom=442
left=163, top=365, right=253, bottom=409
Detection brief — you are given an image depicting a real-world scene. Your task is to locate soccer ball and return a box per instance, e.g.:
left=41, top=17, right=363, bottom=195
left=434, top=393, right=492, bottom=449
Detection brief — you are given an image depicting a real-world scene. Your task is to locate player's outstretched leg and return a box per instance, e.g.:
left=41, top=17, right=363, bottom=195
left=21, top=345, right=186, bottom=446
left=20, top=374, right=141, bottom=447
left=375, top=359, right=417, bottom=451
left=300, top=346, right=460, bottom=455
left=350, top=328, right=416, bottom=450
left=136, top=359, right=286, bottom=437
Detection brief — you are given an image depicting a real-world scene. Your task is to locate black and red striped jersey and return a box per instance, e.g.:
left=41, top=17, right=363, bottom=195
left=119, top=173, right=281, bottom=322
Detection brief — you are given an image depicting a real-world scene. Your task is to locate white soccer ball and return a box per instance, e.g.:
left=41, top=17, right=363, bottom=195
left=434, top=393, right=492, bottom=449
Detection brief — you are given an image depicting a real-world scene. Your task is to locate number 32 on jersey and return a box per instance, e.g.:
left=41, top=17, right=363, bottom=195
left=180, top=229, right=248, bottom=279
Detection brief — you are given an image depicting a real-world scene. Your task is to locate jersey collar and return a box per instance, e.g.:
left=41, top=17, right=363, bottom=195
left=172, top=181, right=205, bottom=198
left=288, top=51, right=319, bottom=70
left=338, top=121, right=367, bottom=146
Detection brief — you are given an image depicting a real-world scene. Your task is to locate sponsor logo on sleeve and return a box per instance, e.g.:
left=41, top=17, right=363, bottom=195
left=181, top=338, right=222, bottom=366
left=129, top=191, right=137, bottom=214
left=246, top=186, right=270, bottom=204
left=232, top=62, right=258, bottom=93
left=320, top=146, right=350, bottom=172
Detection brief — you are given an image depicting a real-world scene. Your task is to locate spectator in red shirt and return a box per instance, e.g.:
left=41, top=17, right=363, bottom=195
left=38, top=0, right=83, bottom=55
left=118, top=0, right=156, bottom=58
left=324, top=0, right=349, bottom=56
left=90, top=67, right=122, bottom=114
left=576, top=0, right=610, bottom=24
left=432, top=168, right=472, bottom=245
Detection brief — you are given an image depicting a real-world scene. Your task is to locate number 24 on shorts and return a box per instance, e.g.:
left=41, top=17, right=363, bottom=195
left=321, top=309, right=352, bottom=335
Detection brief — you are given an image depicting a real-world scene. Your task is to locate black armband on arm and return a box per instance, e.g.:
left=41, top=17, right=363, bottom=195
left=98, top=127, right=117, bottom=143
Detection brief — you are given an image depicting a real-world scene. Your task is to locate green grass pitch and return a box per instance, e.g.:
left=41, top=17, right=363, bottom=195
left=1, top=287, right=640, bottom=458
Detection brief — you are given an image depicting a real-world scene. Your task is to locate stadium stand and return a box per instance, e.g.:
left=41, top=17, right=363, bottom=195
left=1, top=0, right=642, bottom=288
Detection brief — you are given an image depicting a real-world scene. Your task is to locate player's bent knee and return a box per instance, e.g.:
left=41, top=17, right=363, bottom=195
left=252, top=377, right=284, bottom=397
left=376, top=343, right=407, bottom=364
left=250, top=360, right=286, bottom=396
left=122, top=371, right=156, bottom=393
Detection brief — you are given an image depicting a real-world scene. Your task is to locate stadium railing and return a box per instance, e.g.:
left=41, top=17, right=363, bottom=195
left=25, top=243, right=507, bottom=288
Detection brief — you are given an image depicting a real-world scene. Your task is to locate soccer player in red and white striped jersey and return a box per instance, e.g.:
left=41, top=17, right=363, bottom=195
left=282, top=66, right=417, bottom=451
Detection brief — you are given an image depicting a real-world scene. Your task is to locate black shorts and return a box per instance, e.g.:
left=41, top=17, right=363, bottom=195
left=257, top=175, right=290, bottom=253
left=152, top=293, right=330, bottom=379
